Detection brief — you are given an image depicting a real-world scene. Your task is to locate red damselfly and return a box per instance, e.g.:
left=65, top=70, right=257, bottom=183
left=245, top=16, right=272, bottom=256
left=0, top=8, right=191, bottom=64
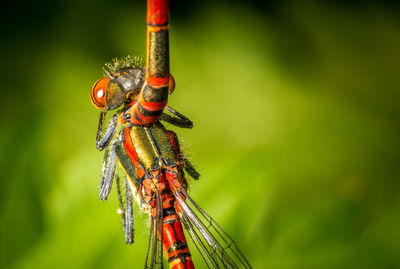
left=90, top=1, right=251, bottom=268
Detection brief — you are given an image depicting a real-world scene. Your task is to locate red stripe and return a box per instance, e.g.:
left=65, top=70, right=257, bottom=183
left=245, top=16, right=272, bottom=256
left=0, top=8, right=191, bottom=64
left=172, top=262, right=194, bottom=269
left=141, top=100, right=168, bottom=111
left=147, top=0, right=169, bottom=25
left=165, top=131, right=181, bottom=160
left=173, top=220, right=187, bottom=244
left=130, top=0, right=169, bottom=126
left=132, top=111, right=159, bottom=125
left=163, top=221, right=176, bottom=251
left=147, top=75, right=169, bottom=86
left=123, top=128, right=140, bottom=167
left=162, top=214, right=194, bottom=269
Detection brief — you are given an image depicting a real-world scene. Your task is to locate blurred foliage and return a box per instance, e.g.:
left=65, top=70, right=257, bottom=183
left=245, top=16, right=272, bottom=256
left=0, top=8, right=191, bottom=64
left=0, top=0, right=399, bottom=268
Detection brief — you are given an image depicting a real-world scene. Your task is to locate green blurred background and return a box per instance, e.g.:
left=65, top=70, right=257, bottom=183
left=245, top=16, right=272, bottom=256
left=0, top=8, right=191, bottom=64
left=1, top=0, right=399, bottom=268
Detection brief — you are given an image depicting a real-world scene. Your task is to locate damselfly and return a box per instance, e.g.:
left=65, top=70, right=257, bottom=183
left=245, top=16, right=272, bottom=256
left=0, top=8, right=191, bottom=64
left=90, top=1, right=251, bottom=268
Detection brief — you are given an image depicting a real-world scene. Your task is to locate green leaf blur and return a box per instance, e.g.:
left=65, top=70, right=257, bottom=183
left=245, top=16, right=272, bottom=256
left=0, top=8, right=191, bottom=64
left=0, top=1, right=399, bottom=268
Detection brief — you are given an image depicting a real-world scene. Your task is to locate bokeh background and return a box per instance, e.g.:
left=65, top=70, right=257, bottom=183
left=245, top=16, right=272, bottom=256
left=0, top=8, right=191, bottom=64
left=1, top=0, right=399, bottom=268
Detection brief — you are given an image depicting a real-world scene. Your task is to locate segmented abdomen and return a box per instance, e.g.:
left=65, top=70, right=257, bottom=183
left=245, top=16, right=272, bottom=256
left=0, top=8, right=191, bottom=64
left=163, top=208, right=195, bottom=269
left=131, top=0, right=170, bottom=125
left=121, top=123, right=195, bottom=268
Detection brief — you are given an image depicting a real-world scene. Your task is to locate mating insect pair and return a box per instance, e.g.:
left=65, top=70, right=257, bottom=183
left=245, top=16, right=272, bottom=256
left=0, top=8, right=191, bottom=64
left=90, top=56, right=252, bottom=269
left=90, top=0, right=251, bottom=268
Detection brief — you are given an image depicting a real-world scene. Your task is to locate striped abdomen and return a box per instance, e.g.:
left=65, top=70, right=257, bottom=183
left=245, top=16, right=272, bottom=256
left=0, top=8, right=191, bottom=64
left=163, top=208, right=195, bottom=269
left=131, top=0, right=170, bottom=125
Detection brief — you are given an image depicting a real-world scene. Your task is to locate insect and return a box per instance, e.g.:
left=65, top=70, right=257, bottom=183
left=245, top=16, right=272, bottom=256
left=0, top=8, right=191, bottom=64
left=90, top=1, right=252, bottom=268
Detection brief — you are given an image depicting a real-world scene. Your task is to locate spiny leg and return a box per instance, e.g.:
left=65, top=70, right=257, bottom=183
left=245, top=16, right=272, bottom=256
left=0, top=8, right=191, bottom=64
left=182, top=156, right=200, bottom=180
left=115, top=173, right=126, bottom=224
left=161, top=106, right=193, bottom=129
left=96, top=112, right=118, bottom=151
left=116, top=174, right=134, bottom=244
left=124, top=178, right=134, bottom=244
left=99, top=138, right=119, bottom=200
left=100, top=148, right=109, bottom=188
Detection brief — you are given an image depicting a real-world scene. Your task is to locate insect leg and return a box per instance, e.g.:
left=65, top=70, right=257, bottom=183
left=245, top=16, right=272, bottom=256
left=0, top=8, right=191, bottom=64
left=96, top=112, right=118, bottom=151
left=115, top=173, right=126, bottom=222
left=182, top=156, right=200, bottom=180
left=100, top=148, right=109, bottom=188
left=116, top=174, right=134, bottom=244
left=161, top=106, right=194, bottom=129
left=124, top=178, right=134, bottom=244
left=99, top=138, right=119, bottom=201
left=166, top=129, right=200, bottom=180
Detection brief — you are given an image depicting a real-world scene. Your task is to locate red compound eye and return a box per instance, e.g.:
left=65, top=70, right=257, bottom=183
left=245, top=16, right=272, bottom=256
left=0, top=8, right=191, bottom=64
left=90, top=77, right=110, bottom=110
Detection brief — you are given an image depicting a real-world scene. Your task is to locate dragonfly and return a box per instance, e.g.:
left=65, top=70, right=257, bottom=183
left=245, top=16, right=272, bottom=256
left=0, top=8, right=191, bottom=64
left=90, top=1, right=252, bottom=268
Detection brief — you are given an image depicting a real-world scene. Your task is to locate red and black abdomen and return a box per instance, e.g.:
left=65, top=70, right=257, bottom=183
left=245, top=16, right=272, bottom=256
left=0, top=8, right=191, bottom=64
left=131, top=0, right=170, bottom=125
left=163, top=207, right=195, bottom=269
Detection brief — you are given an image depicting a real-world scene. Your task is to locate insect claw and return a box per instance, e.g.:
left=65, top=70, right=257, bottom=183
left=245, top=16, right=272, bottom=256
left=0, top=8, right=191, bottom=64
left=122, top=112, right=131, bottom=121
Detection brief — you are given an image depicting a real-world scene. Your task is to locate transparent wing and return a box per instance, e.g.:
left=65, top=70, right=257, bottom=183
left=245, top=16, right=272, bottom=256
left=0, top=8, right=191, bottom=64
left=116, top=174, right=134, bottom=244
left=145, top=189, right=164, bottom=269
left=174, top=188, right=252, bottom=269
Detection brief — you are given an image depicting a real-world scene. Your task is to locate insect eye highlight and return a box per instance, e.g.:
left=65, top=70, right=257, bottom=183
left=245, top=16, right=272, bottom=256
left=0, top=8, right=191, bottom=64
left=91, top=77, right=110, bottom=110
left=96, top=89, right=104, bottom=98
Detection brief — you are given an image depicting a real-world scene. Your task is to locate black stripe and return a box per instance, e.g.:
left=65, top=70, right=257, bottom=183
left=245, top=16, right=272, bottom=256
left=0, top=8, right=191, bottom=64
left=161, top=189, right=173, bottom=195
left=164, top=167, right=178, bottom=175
left=138, top=102, right=163, bottom=117
left=148, top=29, right=169, bottom=77
left=133, top=111, right=145, bottom=124
left=165, top=219, right=188, bottom=253
left=142, top=84, right=168, bottom=103
left=168, top=252, right=191, bottom=263
left=167, top=241, right=187, bottom=253
left=147, top=21, right=169, bottom=27
left=163, top=208, right=177, bottom=217
left=163, top=219, right=176, bottom=226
